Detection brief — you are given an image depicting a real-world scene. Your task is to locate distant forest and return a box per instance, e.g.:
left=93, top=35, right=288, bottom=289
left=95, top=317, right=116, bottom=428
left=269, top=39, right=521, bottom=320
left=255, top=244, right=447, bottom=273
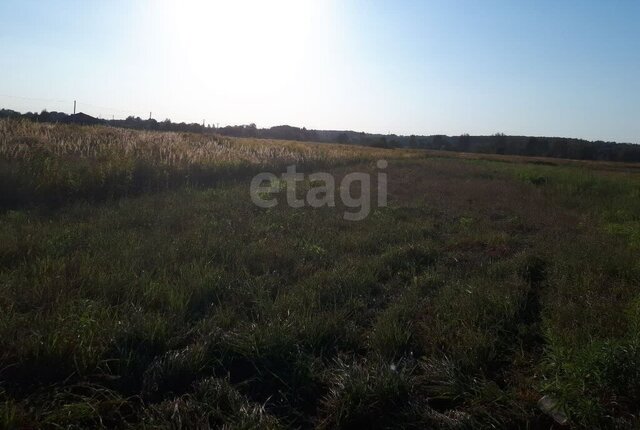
left=2, top=108, right=639, bottom=163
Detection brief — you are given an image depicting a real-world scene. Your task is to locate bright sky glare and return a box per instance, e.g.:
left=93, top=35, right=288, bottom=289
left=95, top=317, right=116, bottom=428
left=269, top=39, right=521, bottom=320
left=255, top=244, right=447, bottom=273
left=0, top=0, right=638, bottom=142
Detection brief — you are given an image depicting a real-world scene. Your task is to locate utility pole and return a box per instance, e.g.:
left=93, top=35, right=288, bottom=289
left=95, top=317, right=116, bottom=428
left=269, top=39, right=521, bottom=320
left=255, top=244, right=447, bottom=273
left=73, top=100, right=76, bottom=115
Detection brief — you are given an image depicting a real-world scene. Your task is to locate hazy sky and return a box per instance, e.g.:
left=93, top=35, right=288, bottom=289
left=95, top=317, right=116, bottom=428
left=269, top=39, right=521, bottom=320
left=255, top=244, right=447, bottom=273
left=1, top=0, right=638, bottom=142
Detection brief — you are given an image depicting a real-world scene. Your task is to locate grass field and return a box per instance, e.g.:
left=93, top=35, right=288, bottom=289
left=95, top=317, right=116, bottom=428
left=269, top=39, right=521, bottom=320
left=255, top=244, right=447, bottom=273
left=1, top=120, right=640, bottom=428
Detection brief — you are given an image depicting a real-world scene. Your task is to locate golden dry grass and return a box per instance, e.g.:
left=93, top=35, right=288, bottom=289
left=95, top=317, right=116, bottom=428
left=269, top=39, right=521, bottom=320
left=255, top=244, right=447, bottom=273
left=0, top=119, right=406, bottom=167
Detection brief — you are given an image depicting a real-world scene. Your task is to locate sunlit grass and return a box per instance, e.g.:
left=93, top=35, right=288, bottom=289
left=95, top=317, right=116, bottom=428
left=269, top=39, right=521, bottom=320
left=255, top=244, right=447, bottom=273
left=0, top=119, right=403, bottom=208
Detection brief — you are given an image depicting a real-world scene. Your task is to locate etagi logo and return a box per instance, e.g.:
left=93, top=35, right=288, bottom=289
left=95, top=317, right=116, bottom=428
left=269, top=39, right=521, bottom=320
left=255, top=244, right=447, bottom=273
left=250, top=160, right=388, bottom=221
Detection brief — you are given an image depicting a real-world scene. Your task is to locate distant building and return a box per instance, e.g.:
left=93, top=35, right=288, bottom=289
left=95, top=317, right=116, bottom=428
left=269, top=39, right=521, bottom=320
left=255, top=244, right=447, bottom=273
left=69, top=112, right=102, bottom=125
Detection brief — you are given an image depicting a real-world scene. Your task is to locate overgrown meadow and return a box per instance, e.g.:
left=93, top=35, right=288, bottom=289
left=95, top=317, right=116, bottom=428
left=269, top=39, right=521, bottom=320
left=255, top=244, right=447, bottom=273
left=1, top=120, right=640, bottom=428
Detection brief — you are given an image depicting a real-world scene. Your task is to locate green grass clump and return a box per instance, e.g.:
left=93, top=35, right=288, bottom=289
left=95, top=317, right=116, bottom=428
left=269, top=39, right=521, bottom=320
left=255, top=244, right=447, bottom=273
left=143, top=377, right=282, bottom=429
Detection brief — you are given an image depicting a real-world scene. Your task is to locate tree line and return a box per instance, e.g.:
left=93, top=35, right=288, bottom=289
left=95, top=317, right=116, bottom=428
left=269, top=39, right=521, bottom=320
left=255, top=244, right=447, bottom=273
left=1, top=108, right=639, bottom=162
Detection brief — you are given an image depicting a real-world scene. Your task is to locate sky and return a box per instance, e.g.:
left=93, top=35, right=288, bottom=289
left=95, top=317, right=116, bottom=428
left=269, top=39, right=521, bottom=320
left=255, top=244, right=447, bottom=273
left=0, top=0, right=638, bottom=143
